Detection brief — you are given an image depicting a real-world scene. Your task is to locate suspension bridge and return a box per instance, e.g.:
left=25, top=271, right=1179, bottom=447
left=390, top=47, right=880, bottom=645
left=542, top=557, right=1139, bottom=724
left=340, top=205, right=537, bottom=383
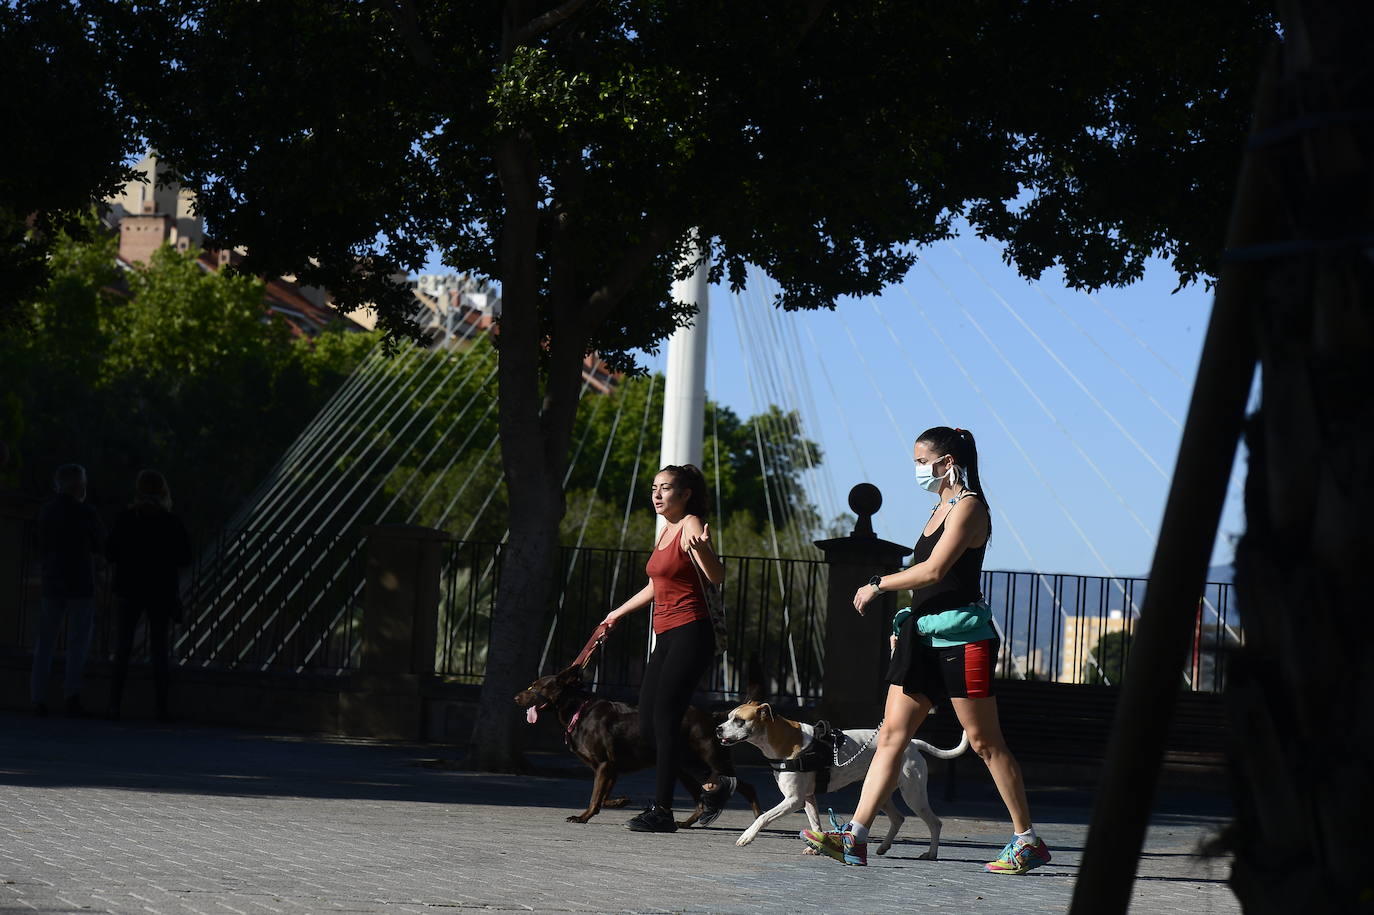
left=162, top=231, right=1243, bottom=704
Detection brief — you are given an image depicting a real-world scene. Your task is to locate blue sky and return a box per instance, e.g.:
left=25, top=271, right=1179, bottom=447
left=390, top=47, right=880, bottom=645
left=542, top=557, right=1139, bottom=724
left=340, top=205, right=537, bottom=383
left=637, top=230, right=1249, bottom=579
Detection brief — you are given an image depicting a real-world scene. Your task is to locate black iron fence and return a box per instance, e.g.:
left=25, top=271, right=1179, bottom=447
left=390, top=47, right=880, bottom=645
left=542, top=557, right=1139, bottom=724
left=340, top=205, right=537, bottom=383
left=174, top=527, right=365, bottom=671
left=979, top=570, right=1240, bottom=693
left=9, top=520, right=1240, bottom=694
left=7, top=523, right=366, bottom=673
left=433, top=541, right=828, bottom=703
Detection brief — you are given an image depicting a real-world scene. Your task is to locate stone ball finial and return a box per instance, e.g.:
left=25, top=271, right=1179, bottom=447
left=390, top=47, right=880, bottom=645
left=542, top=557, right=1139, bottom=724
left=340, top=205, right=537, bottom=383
left=848, top=483, right=882, bottom=538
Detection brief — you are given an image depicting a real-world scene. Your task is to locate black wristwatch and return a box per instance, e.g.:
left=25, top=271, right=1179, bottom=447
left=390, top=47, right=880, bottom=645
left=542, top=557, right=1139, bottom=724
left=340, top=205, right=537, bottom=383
left=868, top=575, right=883, bottom=593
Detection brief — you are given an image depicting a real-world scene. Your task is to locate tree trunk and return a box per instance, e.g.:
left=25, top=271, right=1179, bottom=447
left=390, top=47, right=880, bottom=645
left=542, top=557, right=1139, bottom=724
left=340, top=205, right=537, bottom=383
left=466, top=113, right=624, bottom=770
left=1226, top=5, right=1373, bottom=910
left=465, top=121, right=564, bottom=771
left=467, top=494, right=565, bottom=771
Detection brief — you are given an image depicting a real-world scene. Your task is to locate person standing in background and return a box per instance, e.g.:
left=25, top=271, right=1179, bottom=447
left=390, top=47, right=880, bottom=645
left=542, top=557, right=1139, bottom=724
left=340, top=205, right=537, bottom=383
left=30, top=463, right=102, bottom=716
left=106, top=470, right=192, bottom=721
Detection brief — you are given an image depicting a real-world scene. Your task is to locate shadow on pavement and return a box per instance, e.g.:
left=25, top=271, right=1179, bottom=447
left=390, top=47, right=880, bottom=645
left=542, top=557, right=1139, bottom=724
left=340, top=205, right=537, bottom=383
left=0, top=711, right=1235, bottom=830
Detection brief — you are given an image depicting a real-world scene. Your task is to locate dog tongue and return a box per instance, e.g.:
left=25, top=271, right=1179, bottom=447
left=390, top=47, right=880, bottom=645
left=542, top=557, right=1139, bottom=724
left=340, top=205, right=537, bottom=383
left=526, top=706, right=538, bottom=724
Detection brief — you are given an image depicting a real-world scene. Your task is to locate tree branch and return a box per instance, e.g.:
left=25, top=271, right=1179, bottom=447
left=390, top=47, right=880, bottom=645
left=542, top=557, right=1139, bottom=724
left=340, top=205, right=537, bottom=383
left=582, top=217, right=678, bottom=329
left=386, top=0, right=438, bottom=72
left=388, top=0, right=484, bottom=116
left=789, top=0, right=830, bottom=53
left=511, top=0, right=590, bottom=49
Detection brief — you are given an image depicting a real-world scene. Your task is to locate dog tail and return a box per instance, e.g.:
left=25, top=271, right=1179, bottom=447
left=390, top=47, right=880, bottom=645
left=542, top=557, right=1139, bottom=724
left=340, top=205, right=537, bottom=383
left=910, top=729, right=971, bottom=760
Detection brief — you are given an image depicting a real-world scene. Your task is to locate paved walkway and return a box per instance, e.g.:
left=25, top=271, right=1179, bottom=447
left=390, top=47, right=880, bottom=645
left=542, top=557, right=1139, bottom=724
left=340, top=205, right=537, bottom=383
left=0, top=712, right=1239, bottom=914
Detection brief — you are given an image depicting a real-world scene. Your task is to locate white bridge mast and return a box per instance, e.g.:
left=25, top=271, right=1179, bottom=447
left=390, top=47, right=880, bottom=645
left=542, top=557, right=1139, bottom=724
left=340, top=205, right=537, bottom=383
left=657, top=241, right=710, bottom=535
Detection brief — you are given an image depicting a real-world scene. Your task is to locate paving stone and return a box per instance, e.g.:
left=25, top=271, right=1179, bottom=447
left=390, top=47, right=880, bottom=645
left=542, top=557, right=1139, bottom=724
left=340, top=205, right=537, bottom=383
left=0, top=712, right=1239, bottom=913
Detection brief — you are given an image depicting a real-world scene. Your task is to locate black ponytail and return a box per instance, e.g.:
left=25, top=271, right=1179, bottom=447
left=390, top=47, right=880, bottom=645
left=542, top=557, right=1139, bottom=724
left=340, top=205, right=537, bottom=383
left=916, top=426, right=990, bottom=533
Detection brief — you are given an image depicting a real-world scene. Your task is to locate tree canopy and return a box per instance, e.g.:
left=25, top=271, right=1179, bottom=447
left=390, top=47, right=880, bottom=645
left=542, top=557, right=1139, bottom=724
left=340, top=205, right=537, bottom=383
left=1, top=0, right=138, bottom=322
left=107, top=1, right=1274, bottom=345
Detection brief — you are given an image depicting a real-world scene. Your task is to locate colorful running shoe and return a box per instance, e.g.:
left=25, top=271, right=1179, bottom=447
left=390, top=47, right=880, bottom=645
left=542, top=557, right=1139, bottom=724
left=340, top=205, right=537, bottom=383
left=984, top=837, right=1052, bottom=875
left=798, top=809, right=844, bottom=856
left=800, top=818, right=867, bottom=866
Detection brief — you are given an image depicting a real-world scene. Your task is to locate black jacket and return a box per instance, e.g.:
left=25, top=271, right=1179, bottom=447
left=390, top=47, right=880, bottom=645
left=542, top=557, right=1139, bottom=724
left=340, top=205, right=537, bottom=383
left=105, top=504, right=192, bottom=614
left=38, top=494, right=102, bottom=598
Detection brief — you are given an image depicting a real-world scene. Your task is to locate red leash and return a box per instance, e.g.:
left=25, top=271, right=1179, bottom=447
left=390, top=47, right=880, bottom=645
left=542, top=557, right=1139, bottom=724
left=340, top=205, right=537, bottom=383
left=570, top=622, right=609, bottom=671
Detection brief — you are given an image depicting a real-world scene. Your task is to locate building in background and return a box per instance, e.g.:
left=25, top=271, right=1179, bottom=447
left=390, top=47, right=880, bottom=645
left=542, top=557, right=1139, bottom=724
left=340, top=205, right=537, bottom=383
left=1061, top=609, right=1133, bottom=685
left=104, top=152, right=618, bottom=388
left=104, top=152, right=356, bottom=338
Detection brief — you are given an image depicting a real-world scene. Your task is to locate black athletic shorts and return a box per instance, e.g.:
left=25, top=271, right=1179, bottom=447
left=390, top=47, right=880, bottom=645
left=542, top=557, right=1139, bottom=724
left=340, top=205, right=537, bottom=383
left=886, top=617, right=998, bottom=701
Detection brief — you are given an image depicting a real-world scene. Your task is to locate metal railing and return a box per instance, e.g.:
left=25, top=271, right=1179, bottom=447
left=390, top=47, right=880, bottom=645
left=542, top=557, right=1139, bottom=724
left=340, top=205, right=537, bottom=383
left=980, top=570, right=1241, bottom=692
left=174, top=527, right=366, bottom=672
left=433, top=540, right=829, bottom=703
left=9, top=519, right=1239, bottom=693
left=7, top=522, right=366, bottom=673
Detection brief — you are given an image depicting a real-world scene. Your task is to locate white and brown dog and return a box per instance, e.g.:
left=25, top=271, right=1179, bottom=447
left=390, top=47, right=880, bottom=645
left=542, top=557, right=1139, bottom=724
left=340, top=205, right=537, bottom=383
left=716, top=700, right=969, bottom=857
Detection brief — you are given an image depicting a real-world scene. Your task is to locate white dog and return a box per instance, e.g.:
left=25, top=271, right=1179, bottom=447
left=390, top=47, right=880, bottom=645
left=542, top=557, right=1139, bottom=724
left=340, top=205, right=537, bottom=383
left=716, top=700, right=969, bottom=858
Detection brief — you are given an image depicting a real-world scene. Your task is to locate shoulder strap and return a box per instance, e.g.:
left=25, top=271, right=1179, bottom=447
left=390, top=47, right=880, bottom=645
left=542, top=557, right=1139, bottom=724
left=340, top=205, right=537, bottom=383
left=685, top=542, right=719, bottom=589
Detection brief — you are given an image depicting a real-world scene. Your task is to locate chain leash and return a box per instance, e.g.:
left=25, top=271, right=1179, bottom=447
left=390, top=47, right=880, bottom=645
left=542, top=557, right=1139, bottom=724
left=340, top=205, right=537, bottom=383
left=833, top=718, right=884, bottom=767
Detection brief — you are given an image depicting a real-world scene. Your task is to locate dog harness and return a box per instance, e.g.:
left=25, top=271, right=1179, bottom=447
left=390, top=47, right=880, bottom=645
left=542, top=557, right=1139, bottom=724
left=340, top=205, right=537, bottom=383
left=563, top=698, right=595, bottom=751
left=764, top=720, right=843, bottom=794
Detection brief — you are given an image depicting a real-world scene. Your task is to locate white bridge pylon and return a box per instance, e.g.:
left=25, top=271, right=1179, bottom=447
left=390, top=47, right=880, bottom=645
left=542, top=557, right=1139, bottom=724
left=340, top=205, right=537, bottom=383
left=657, top=242, right=711, bottom=534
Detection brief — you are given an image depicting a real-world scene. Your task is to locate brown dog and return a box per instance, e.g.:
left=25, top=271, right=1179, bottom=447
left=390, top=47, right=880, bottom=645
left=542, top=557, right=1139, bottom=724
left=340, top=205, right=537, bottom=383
left=514, top=666, right=763, bottom=825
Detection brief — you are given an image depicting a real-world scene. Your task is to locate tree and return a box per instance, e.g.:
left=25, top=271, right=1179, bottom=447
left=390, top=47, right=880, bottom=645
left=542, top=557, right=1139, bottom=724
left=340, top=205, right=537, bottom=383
left=1069, top=7, right=1371, bottom=911
left=1221, top=6, right=1373, bottom=910
left=0, top=0, right=138, bottom=323
left=1082, top=630, right=1130, bottom=687
left=102, top=0, right=1276, bottom=768
left=373, top=370, right=822, bottom=552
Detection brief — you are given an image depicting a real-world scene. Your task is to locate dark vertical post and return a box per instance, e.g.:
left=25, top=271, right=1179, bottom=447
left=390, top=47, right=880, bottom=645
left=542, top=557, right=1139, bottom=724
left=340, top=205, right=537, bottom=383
left=814, top=484, right=911, bottom=723
left=343, top=524, right=447, bottom=740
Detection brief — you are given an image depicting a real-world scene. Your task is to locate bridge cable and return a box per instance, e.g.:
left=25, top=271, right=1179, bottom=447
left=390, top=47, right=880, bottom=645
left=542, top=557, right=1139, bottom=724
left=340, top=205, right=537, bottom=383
left=730, top=287, right=806, bottom=703
left=945, top=241, right=1169, bottom=481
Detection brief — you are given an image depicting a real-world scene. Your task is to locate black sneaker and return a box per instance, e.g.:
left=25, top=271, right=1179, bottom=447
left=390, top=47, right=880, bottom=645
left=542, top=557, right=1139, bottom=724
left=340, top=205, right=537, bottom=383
left=696, top=775, right=737, bottom=827
left=625, top=805, right=678, bottom=833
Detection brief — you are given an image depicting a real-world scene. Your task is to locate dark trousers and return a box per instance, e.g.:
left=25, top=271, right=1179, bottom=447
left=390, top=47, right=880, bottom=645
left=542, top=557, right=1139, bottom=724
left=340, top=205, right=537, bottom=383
left=108, top=601, right=171, bottom=717
left=639, top=618, right=715, bottom=808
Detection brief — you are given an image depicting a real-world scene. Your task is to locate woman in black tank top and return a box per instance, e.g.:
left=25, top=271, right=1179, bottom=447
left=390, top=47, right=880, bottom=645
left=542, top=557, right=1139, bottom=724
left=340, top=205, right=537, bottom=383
left=799, top=427, right=1052, bottom=875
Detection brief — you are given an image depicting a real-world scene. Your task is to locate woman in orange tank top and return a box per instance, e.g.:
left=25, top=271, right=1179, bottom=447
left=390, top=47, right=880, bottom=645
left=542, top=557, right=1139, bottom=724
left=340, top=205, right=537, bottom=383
left=601, top=463, right=729, bottom=833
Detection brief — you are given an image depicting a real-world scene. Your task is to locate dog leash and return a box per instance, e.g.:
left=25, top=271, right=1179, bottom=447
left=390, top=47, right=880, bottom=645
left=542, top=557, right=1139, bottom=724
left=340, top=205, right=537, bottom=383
left=833, top=718, right=884, bottom=767
left=570, top=623, right=610, bottom=670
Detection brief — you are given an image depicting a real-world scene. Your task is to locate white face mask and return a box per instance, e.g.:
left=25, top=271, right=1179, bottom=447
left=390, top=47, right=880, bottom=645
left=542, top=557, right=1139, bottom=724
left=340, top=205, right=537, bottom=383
left=915, top=457, right=948, bottom=493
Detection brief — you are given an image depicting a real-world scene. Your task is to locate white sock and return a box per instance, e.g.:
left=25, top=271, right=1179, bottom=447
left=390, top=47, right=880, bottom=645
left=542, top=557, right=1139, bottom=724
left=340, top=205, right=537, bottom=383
left=1015, top=826, right=1037, bottom=845
left=847, top=821, right=870, bottom=842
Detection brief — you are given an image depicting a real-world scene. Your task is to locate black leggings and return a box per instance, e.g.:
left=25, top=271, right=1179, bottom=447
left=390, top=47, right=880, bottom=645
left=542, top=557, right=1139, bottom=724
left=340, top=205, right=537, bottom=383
left=639, top=618, right=715, bottom=808
left=109, top=601, right=171, bottom=716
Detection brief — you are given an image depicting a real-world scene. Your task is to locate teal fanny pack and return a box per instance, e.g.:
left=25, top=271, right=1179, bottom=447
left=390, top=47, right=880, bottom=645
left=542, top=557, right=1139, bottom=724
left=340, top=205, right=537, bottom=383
left=894, top=601, right=996, bottom=647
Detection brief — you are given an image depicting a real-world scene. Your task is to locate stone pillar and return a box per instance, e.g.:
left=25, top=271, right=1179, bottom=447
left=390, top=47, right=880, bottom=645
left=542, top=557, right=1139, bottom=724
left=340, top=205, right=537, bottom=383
left=814, top=484, right=912, bottom=723
left=342, top=524, right=447, bottom=740
left=359, top=524, right=446, bottom=674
